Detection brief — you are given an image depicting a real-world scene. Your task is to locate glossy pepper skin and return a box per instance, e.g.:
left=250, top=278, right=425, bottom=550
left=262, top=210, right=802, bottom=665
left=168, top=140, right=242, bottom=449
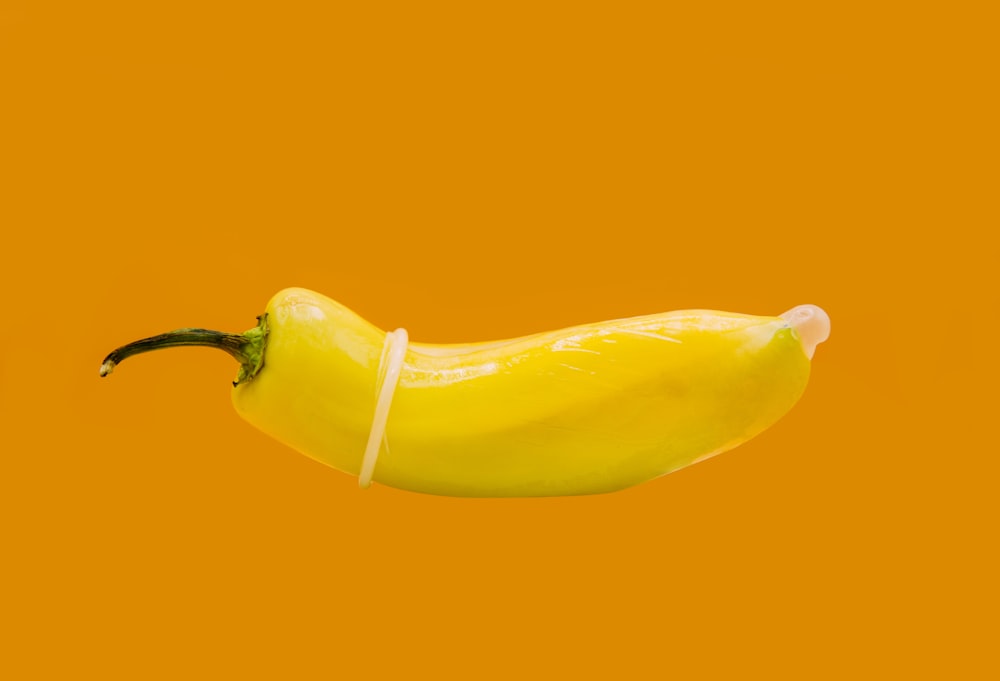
left=101, top=287, right=829, bottom=497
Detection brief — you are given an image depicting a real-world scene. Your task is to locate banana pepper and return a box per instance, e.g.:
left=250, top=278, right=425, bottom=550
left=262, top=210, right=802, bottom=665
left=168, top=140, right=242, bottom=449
left=100, top=288, right=830, bottom=497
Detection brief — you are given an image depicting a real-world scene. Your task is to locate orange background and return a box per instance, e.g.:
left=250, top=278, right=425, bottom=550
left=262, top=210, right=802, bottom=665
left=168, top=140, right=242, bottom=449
left=2, top=2, right=996, bottom=678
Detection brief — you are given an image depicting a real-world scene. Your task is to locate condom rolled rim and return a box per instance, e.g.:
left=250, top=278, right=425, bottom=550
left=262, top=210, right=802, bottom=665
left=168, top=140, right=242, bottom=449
left=359, top=328, right=409, bottom=489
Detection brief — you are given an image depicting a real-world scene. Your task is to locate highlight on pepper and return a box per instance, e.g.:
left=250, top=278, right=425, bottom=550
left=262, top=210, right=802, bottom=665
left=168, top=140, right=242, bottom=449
left=100, top=288, right=830, bottom=497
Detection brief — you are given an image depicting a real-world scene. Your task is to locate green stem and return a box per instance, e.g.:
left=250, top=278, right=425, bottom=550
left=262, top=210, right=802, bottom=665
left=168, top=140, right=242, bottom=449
left=100, top=314, right=269, bottom=386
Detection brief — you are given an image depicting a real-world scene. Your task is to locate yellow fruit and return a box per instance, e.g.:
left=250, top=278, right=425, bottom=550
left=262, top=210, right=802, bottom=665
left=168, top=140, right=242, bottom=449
left=101, top=287, right=830, bottom=497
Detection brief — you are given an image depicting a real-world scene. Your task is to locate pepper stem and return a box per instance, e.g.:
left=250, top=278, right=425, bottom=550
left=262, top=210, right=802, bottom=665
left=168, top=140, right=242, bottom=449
left=100, top=314, right=269, bottom=386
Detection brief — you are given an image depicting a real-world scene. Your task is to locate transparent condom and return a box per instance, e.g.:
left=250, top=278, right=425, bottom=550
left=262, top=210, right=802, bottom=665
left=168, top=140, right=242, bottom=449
left=779, top=304, right=831, bottom=359
left=358, top=328, right=409, bottom=488
left=358, top=305, right=829, bottom=489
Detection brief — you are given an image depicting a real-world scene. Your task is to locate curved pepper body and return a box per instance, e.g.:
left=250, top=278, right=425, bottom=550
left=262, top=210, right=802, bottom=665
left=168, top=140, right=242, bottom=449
left=232, top=288, right=814, bottom=497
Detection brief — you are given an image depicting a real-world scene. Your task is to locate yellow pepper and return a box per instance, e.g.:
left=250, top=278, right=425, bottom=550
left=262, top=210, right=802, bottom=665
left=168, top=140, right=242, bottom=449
left=100, top=287, right=829, bottom=497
